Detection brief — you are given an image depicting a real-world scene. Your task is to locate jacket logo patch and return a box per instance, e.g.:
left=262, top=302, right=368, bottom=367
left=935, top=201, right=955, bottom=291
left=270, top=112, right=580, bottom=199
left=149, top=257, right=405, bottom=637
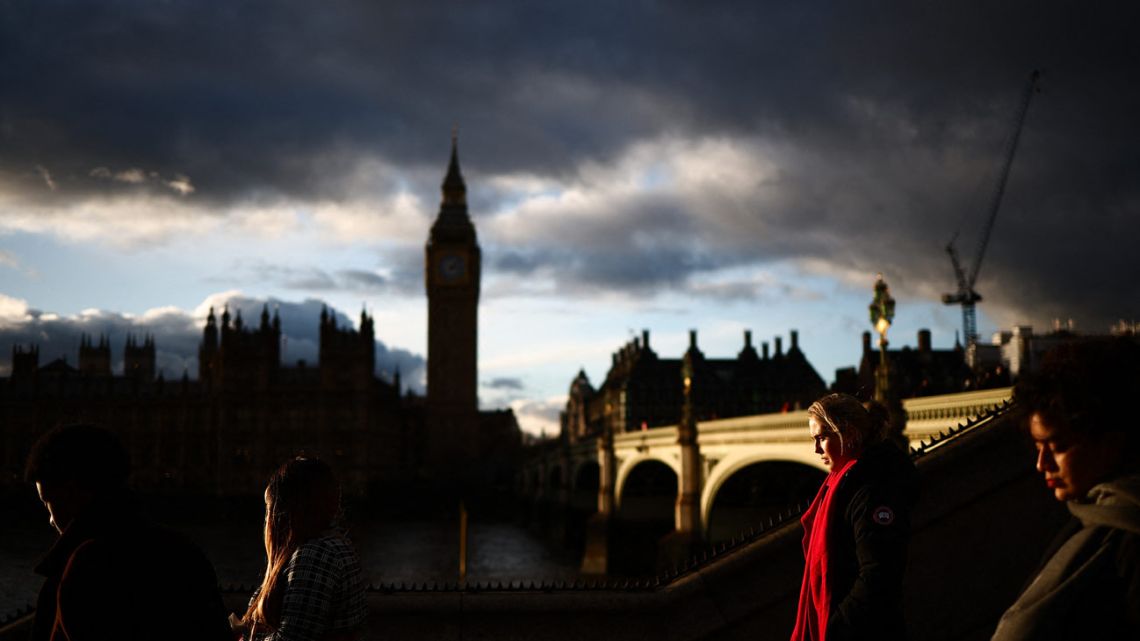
left=872, top=506, right=895, bottom=525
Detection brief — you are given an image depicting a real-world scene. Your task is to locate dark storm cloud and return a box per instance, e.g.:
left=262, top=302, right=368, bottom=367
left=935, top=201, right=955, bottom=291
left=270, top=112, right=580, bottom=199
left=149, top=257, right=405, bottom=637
left=1, top=0, right=681, bottom=201
left=0, top=0, right=1026, bottom=198
left=0, top=307, right=202, bottom=379
left=2, top=0, right=1138, bottom=329
left=273, top=268, right=386, bottom=293
left=233, top=254, right=422, bottom=296
left=484, top=377, right=524, bottom=391
left=492, top=246, right=730, bottom=297
left=0, top=295, right=426, bottom=390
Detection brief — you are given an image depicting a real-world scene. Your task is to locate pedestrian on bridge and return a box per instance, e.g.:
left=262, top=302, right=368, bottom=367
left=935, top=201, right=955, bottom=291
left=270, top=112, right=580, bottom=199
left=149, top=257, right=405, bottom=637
left=992, top=339, right=1140, bottom=640
left=791, top=394, right=918, bottom=641
left=231, top=456, right=367, bottom=641
left=25, top=424, right=232, bottom=641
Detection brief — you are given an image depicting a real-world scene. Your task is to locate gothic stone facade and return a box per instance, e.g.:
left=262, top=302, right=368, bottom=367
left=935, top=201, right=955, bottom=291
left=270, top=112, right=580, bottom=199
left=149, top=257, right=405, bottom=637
left=561, top=329, right=827, bottom=444
left=1, top=309, right=412, bottom=497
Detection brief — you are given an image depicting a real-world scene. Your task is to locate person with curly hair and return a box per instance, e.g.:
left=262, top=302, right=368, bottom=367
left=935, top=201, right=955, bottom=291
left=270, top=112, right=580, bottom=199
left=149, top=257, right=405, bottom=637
left=992, top=338, right=1140, bottom=640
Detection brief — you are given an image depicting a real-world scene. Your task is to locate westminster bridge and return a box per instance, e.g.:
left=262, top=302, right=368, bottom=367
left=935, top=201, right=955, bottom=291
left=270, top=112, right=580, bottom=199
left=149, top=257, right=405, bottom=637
left=519, top=387, right=1015, bottom=571
left=3, top=386, right=1072, bottom=640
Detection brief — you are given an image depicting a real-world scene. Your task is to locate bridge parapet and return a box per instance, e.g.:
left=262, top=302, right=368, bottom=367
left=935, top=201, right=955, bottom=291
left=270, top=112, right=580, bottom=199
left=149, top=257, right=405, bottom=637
left=903, top=387, right=1011, bottom=445
left=613, top=426, right=678, bottom=449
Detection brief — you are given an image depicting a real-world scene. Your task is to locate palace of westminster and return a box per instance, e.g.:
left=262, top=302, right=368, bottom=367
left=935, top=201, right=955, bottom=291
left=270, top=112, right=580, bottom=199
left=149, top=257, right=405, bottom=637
left=0, top=141, right=519, bottom=496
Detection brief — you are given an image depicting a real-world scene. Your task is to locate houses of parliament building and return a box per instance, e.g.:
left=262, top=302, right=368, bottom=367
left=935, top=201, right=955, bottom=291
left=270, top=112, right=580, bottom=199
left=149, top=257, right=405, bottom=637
left=0, top=139, right=521, bottom=497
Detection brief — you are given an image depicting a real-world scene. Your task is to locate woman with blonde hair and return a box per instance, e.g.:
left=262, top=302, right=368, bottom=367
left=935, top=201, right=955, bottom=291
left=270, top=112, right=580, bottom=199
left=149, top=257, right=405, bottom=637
left=233, top=457, right=366, bottom=641
left=791, top=394, right=918, bottom=641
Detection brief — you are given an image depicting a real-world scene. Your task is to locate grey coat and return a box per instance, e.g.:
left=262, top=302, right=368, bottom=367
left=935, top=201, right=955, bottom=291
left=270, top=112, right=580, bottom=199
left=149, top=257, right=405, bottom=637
left=991, top=474, right=1140, bottom=640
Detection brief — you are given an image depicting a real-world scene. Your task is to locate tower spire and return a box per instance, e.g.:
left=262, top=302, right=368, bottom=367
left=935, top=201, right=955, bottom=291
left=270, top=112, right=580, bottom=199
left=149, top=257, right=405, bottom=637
left=442, top=129, right=466, bottom=207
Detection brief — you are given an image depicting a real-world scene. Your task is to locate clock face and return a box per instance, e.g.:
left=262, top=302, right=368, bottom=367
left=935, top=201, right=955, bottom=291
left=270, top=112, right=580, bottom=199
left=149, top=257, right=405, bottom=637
left=438, top=253, right=467, bottom=282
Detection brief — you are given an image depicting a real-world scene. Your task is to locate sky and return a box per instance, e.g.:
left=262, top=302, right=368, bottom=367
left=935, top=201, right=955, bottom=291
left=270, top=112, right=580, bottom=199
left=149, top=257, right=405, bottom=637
left=1, top=1, right=1137, bottom=436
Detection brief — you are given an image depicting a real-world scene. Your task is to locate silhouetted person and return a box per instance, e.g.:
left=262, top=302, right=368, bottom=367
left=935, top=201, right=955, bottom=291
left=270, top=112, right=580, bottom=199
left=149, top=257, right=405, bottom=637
left=792, top=394, right=918, bottom=641
left=25, top=424, right=231, bottom=641
left=232, top=457, right=366, bottom=641
left=992, top=339, right=1140, bottom=640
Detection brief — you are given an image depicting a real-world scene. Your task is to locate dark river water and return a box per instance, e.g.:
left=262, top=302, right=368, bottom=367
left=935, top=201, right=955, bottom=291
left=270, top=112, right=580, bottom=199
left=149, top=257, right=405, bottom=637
left=1, top=497, right=580, bottom=620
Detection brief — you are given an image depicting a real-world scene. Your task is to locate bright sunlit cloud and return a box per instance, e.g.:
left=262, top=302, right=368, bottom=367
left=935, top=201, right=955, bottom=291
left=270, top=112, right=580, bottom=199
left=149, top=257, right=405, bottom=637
left=0, top=294, right=31, bottom=325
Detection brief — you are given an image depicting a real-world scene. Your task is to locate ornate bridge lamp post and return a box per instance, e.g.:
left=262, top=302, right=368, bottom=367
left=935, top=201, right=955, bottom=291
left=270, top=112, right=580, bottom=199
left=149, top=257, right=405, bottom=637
left=869, top=273, right=896, bottom=403
left=660, top=330, right=705, bottom=566
left=675, top=335, right=702, bottom=539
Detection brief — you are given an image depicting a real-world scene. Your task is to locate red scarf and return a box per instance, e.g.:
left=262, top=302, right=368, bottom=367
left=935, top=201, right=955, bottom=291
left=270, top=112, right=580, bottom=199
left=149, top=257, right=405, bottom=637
left=790, top=459, right=858, bottom=641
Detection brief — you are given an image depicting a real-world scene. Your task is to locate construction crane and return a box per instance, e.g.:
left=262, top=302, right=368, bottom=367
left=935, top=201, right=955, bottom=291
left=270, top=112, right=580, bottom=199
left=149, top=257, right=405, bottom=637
left=943, top=70, right=1040, bottom=346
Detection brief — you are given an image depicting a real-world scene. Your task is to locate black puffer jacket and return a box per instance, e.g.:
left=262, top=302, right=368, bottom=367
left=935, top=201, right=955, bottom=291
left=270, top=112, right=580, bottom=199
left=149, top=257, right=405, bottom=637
left=825, top=442, right=919, bottom=641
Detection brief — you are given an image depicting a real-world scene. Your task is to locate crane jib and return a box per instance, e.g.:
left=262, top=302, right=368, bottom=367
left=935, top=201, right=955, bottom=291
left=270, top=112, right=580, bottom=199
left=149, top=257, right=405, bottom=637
left=942, top=70, right=1040, bottom=346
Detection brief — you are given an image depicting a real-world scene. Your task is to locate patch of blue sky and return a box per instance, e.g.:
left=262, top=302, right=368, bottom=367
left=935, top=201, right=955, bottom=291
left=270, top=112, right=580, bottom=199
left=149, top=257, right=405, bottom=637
left=0, top=231, right=207, bottom=316
left=636, top=163, right=672, bottom=190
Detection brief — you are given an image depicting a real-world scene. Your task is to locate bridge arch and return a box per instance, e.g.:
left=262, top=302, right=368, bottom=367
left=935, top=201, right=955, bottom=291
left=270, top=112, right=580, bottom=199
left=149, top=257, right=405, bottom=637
left=571, top=459, right=600, bottom=491
left=609, top=457, right=679, bottom=575
left=614, top=453, right=681, bottom=512
left=548, top=464, right=564, bottom=492
left=700, top=450, right=827, bottom=535
left=527, top=468, right=541, bottom=497
left=570, top=460, right=600, bottom=512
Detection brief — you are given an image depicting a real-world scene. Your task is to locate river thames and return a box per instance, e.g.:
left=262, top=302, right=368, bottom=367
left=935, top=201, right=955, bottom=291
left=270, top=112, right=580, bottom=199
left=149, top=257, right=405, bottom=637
left=1, top=495, right=579, bottom=620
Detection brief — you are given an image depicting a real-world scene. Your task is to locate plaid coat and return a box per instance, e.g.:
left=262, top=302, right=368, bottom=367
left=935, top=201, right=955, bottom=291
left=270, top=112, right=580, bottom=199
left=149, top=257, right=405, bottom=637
left=250, top=530, right=367, bottom=641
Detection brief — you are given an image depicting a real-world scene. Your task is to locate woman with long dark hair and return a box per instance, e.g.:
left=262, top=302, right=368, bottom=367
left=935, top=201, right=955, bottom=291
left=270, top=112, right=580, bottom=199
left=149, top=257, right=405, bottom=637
left=791, top=394, right=918, bottom=641
left=233, top=457, right=366, bottom=641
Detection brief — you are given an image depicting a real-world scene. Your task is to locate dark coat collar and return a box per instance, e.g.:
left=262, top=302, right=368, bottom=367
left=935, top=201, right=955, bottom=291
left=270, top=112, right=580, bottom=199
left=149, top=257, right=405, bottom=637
left=839, top=442, right=918, bottom=492
left=34, top=490, right=141, bottom=578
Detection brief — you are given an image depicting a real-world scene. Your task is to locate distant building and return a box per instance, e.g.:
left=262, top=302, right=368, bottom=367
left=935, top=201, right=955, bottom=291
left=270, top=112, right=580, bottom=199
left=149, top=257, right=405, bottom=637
left=561, top=329, right=827, bottom=444
left=1, top=141, right=521, bottom=496
left=833, top=329, right=977, bottom=399
left=969, top=319, right=1140, bottom=379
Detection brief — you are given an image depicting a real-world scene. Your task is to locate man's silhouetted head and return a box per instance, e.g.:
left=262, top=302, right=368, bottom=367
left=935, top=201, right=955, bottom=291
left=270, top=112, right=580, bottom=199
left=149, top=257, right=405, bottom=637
left=25, top=424, right=131, bottom=533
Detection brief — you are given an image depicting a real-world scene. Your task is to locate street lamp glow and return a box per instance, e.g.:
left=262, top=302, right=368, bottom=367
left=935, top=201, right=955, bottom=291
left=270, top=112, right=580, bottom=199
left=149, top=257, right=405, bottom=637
left=869, top=273, right=896, bottom=402
left=875, top=316, right=890, bottom=336
left=868, top=272, right=896, bottom=342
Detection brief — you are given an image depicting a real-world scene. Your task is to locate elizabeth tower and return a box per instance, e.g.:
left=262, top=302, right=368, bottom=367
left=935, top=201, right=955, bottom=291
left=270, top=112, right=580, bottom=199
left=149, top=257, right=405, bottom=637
left=425, top=136, right=481, bottom=474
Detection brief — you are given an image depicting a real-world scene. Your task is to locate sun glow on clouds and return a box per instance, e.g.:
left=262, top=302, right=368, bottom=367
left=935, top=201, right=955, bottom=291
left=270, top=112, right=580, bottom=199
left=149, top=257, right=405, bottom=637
left=90, top=166, right=196, bottom=195
left=0, top=294, right=32, bottom=325
left=0, top=188, right=425, bottom=253
left=231, top=205, right=304, bottom=239
left=139, top=305, right=198, bottom=325
left=310, top=190, right=427, bottom=245
left=485, top=135, right=784, bottom=247
left=194, top=290, right=246, bottom=320
left=35, top=165, right=57, bottom=191
left=508, top=396, right=564, bottom=438
left=0, top=194, right=213, bottom=249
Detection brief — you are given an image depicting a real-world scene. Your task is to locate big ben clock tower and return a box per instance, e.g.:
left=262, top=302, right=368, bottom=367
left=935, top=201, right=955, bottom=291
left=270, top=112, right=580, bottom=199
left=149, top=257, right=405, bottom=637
left=425, top=135, right=481, bottom=472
